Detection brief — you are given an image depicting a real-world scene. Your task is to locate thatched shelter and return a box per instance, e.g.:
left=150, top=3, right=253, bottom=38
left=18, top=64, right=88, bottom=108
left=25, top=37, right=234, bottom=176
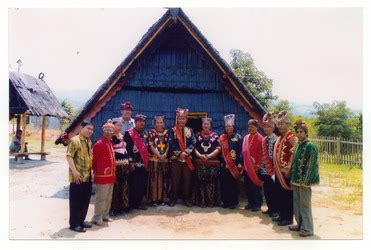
left=9, top=71, right=69, bottom=162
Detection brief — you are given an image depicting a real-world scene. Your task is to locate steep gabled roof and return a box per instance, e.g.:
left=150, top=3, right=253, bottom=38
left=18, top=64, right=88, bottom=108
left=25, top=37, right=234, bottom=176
left=57, top=8, right=266, bottom=143
left=9, top=71, right=69, bottom=118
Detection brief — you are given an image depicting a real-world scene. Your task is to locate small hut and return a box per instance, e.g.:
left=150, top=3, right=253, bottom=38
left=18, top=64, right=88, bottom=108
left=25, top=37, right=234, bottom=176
left=9, top=71, right=69, bottom=163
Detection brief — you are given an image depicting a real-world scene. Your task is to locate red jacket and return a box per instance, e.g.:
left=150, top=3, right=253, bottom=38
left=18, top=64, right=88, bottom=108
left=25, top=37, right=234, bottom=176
left=92, top=137, right=116, bottom=184
left=248, top=132, right=263, bottom=171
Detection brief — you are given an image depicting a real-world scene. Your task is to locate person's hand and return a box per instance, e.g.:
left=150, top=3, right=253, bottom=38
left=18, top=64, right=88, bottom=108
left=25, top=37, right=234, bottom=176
left=159, top=155, right=166, bottom=161
left=72, top=170, right=82, bottom=184
left=200, top=154, right=207, bottom=161
left=180, top=152, right=187, bottom=160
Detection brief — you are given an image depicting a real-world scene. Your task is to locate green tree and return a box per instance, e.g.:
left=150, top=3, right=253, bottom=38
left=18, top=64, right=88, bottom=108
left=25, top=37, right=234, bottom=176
left=60, top=99, right=76, bottom=130
left=271, top=99, right=293, bottom=116
left=313, top=101, right=358, bottom=139
left=230, top=49, right=277, bottom=109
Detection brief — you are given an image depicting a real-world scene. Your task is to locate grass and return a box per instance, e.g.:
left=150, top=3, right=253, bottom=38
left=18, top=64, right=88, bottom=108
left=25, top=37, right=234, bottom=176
left=319, top=163, right=362, bottom=213
left=8, top=129, right=65, bottom=153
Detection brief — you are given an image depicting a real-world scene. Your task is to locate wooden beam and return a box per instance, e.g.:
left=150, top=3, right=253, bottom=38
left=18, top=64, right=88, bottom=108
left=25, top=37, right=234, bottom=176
left=41, top=115, right=46, bottom=155
left=20, top=113, right=27, bottom=154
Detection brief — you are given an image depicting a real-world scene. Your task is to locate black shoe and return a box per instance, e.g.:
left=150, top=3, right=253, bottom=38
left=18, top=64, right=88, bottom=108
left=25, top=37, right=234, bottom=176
left=244, top=204, right=252, bottom=210
left=270, top=212, right=279, bottom=218
left=69, top=226, right=86, bottom=232
left=299, top=231, right=314, bottom=237
left=81, top=222, right=92, bottom=228
left=289, top=225, right=300, bottom=231
left=251, top=207, right=260, bottom=212
left=222, top=204, right=229, bottom=208
left=262, top=209, right=271, bottom=214
left=229, top=205, right=236, bottom=209
left=272, top=216, right=281, bottom=222
left=168, top=201, right=175, bottom=207
left=138, top=205, right=148, bottom=210
left=25, top=157, right=32, bottom=160
left=109, top=211, right=117, bottom=217
left=277, top=220, right=293, bottom=226
left=184, top=201, right=193, bottom=207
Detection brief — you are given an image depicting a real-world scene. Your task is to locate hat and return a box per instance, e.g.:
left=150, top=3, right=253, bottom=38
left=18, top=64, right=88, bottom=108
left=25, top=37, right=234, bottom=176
left=224, top=114, right=235, bottom=126
left=102, top=119, right=115, bottom=130
left=248, top=119, right=259, bottom=128
left=134, top=114, right=147, bottom=122
left=202, top=117, right=212, bottom=124
left=154, top=115, right=165, bottom=123
left=262, top=112, right=276, bottom=128
left=120, top=101, right=133, bottom=111
left=112, top=117, right=122, bottom=124
left=277, top=110, right=291, bottom=124
left=294, top=120, right=308, bottom=134
left=176, top=108, right=189, bottom=117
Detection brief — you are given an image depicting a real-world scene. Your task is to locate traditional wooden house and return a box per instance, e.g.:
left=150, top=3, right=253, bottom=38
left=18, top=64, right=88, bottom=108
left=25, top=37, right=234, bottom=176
left=58, top=8, right=266, bottom=143
left=9, top=71, right=69, bottom=162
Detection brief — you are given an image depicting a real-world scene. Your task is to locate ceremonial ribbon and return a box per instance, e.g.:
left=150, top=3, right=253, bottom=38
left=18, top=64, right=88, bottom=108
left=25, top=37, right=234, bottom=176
left=242, top=134, right=264, bottom=186
left=220, top=134, right=243, bottom=179
left=175, top=126, right=195, bottom=172
left=272, top=135, right=293, bottom=191
left=128, top=128, right=149, bottom=168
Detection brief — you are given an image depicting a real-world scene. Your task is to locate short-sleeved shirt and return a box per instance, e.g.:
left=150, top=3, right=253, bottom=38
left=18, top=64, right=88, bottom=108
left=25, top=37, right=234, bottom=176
left=66, top=134, right=93, bottom=182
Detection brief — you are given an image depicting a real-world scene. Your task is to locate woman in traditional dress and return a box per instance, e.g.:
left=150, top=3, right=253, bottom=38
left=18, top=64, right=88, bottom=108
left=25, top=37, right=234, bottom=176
left=219, top=114, right=244, bottom=209
left=109, top=118, right=130, bottom=216
left=147, top=115, right=170, bottom=206
left=193, top=117, right=221, bottom=207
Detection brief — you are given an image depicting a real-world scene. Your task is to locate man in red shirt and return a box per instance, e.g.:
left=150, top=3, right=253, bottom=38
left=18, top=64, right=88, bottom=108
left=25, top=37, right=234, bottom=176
left=91, top=120, right=116, bottom=226
left=242, top=119, right=264, bottom=212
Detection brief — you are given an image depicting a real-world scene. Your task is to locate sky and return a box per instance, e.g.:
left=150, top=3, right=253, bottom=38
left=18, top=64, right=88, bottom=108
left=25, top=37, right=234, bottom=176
left=8, top=8, right=363, bottom=110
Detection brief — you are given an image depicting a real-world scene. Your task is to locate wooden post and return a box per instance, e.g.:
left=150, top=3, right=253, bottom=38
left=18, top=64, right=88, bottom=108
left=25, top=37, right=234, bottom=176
left=16, top=115, right=21, bottom=132
left=40, top=115, right=46, bottom=160
left=18, top=113, right=27, bottom=164
left=336, top=137, right=341, bottom=165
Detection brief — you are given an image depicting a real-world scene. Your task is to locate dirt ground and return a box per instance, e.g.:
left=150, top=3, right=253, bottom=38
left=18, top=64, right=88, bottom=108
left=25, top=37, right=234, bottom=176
left=9, top=147, right=362, bottom=240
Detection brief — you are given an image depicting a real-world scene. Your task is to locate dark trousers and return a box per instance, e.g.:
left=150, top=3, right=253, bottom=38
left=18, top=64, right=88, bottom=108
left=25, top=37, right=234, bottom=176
left=129, top=166, right=148, bottom=208
left=276, top=176, right=293, bottom=221
left=69, top=181, right=92, bottom=228
left=244, top=172, right=263, bottom=209
left=220, top=167, right=239, bottom=207
left=260, top=174, right=279, bottom=213
left=170, top=160, right=192, bottom=203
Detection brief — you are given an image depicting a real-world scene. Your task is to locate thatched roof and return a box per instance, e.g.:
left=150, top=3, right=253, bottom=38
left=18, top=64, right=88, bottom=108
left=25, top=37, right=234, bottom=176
left=9, top=71, right=69, bottom=119
left=56, top=8, right=266, bottom=144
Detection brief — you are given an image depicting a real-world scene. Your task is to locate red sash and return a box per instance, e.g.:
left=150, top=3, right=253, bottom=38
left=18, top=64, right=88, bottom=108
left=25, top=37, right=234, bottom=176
left=128, top=128, right=149, bottom=168
left=273, top=135, right=292, bottom=190
left=242, top=135, right=264, bottom=186
left=262, top=137, right=275, bottom=175
left=220, top=134, right=243, bottom=179
left=175, top=126, right=195, bottom=172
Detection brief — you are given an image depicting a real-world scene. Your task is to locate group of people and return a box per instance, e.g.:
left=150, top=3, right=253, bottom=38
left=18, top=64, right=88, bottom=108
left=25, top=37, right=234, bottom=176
left=64, top=101, right=320, bottom=237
